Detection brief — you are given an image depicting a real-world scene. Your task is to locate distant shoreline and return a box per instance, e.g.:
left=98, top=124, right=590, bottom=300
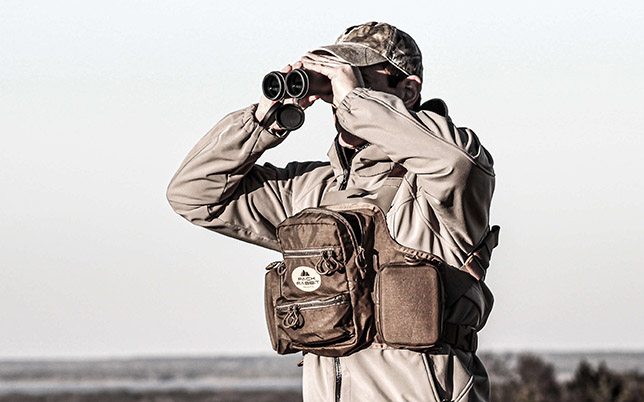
left=2, top=352, right=642, bottom=396
left=0, top=389, right=304, bottom=402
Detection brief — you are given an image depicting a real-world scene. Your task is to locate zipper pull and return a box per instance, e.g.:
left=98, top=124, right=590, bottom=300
left=315, top=250, right=343, bottom=275
left=340, top=169, right=349, bottom=190
left=266, top=261, right=287, bottom=276
left=282, top=305, right=303, bottom=329
left=355, top=246, right=366, bottom=269
left=355, top=246, right=367, bottom=279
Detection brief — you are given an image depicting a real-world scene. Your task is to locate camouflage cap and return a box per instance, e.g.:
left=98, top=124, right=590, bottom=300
left=316, top=22, right=423, bottom=80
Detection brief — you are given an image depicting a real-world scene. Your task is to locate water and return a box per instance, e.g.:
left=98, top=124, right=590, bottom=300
left=1, top=352, right=642, bottom=395
left=0, top=355, right=303, bottom=395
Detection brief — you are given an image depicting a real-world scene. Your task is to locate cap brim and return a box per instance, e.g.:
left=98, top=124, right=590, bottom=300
left=313, top=43, right=387, bottom=67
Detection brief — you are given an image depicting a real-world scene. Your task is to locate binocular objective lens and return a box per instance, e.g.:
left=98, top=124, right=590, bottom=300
left=285, top=70, right=308, bottom=98
left=265, top=83, right=279, bottom=98
left=289, top=77, right=303, bottom=94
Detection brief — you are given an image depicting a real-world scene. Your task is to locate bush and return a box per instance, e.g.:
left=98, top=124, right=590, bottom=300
left=484, top=354, right=644, bottom=402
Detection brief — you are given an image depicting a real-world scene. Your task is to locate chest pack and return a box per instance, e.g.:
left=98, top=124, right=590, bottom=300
left=264, top=202, right=500, bottom=357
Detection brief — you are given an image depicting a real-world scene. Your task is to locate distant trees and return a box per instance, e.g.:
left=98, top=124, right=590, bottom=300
left=483, top=354, right=644, bottom=402
left=565, top=360, right=644, bottom=402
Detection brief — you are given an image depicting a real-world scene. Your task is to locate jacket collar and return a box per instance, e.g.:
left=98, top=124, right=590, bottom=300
left=327, top=135, right=395, bottom=190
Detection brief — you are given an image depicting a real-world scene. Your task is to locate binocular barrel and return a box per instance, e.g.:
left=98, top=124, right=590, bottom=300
left=284, top=69, right=332, bottom=99
left=261, top=68, right=332, bottom=131
left=262, top=69, right=332, bottom=101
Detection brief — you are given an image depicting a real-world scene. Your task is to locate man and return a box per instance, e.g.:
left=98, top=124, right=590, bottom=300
left=168, top=22, right=496, bottom=402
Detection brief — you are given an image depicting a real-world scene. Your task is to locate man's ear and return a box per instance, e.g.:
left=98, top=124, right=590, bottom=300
left=397, top=75, right=422, bottom=109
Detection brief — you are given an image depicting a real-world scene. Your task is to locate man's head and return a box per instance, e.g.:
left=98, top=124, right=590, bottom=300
left=316, top=21, right=423, bottom=110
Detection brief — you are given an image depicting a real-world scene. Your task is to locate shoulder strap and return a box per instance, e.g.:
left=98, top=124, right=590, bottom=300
left=461, top=225, right=500, bottom=280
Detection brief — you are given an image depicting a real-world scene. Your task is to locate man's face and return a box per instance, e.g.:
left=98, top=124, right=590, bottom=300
left=359, top=64, right=399, bottom=94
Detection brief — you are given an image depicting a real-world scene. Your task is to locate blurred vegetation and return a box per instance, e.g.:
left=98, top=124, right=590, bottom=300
left=482, top=353, right=644, bottom=402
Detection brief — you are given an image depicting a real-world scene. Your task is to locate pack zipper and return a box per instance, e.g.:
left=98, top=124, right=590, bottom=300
left=275, top=293, right=350, bottom=313
left=283, top=247, right=344, bottom=275
left=277, top=294, right=351, bottom=330
left=282, top=247, right=336, bottom=258
left=301, top=208, right=366, bottom=271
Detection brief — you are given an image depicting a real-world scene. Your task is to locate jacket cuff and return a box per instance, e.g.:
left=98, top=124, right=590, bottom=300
left=335, top=87, right=384, bottom=130
left=248, top=103, right=290, bottom=138
left=244, top=104, right=290, bottom=152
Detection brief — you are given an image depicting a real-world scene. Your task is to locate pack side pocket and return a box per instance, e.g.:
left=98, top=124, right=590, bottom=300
left=376, top=263, right=444, bottom=349
left=264, top=262, right=281, bottom=352
left=264, top=261, right=298, bottom=355
left=275, top=293, right=354, bottom=348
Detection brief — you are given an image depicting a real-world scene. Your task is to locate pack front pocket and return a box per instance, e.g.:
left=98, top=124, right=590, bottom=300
left=282, top=246, right=351, bottom=299
left=276, top=293, right=354, bottom=347
left=283, top=247, right=345, bottom=275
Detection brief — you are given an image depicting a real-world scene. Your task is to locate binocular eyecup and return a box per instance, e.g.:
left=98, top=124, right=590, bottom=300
left=260, top=69, right=332, bottom=131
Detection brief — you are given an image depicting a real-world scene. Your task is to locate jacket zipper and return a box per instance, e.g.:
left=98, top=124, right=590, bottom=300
left=334, top=356, right=342, bottom=402
left=335, top=138, right=351, bottom=190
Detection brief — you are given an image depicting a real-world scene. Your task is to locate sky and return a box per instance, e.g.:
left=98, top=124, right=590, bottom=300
left=1, top=0, right=643, bottom=358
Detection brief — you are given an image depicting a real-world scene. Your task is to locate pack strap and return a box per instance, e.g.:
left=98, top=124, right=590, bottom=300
left=442, top=323, right=478, bottom=352
left=462, top=225, right=500, bottom=281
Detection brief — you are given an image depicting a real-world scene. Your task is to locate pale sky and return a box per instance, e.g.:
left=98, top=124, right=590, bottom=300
left=1, top=0, right=643, bottom=358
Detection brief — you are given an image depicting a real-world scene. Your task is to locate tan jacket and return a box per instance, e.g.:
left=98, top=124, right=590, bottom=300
left=168, top=87, right=496, bottom=402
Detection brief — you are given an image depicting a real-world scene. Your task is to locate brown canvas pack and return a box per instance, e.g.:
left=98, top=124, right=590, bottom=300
left=264, top=203, right=484, bottom=356
left=264, top=207, right=376, bottom=356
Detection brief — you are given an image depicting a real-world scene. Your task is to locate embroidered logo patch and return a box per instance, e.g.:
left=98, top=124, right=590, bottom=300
left=292, top=266, right=321, bottom=292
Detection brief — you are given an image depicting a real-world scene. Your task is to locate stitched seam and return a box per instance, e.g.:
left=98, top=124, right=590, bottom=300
left=454, top=375, right=475, bottom=402
left=354, top=166, right=394, bottom=177
left=209, top=216, right=278, bottom=245
left=421, top=353, right=443, bottom=401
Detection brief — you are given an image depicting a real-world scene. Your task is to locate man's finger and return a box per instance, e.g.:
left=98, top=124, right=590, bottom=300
left=280, top=64, right=293, bottom=73
left=297, top=95, right=319, bottom=109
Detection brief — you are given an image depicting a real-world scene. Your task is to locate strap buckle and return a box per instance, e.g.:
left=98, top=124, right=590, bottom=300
left=443, top=323, right=478, bottom=352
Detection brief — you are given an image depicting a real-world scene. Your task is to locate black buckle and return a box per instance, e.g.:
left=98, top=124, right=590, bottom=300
left=444, top=324, right=478, bottom=352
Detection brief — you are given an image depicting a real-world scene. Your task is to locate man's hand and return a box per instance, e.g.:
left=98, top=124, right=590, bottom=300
left=300, top=52, right=365, bottom=108
left=255, top=61, right=319, bottom=130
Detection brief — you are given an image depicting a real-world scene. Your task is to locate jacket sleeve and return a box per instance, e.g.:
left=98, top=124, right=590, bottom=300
left=334, top=88, right=495, bottom=253
left=166, top=104, right=332, bottom=250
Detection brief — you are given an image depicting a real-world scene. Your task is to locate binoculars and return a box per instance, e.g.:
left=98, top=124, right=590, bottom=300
left=260, top=69, right=332, bottom=131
